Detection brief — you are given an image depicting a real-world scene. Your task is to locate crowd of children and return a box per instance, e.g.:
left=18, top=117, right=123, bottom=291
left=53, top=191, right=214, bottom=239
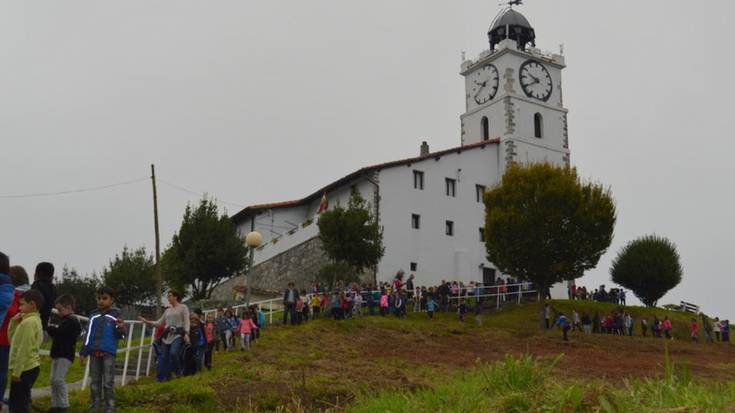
left=551, top=304, right=731, bottom=344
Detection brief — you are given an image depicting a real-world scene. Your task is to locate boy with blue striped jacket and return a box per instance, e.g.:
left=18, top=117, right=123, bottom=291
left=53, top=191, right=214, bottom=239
left=79, top=287, right=125, bottom=413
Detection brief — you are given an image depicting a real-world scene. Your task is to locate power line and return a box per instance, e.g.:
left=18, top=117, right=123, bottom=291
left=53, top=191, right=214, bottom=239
left=157, top=178, right=245, bottom=209
left=0, top=177, right=149, bottom=199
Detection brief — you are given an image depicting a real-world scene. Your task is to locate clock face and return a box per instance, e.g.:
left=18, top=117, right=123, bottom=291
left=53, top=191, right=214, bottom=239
left=471, top=64, right=499, bottom=105
left=519, top=60, right=553, bottom=102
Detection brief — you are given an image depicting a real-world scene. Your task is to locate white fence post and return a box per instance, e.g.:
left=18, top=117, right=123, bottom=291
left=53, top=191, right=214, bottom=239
left=81, top=357, right=90, bottom=390
left=518, top=286, right=522, bottom=304
left=145, top=338, right=154, bottom=377
left=269, top=300, right=273, bottom=325
left=135, top=324, right=147, bottom=380
left=121, top=322, right=135, bottom=386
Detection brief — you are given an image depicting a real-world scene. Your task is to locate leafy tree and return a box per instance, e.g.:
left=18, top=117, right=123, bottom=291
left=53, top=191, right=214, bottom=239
left=318, top=187, right=384, bottom=283
left=163, top=197, right=248, bottom=300
left=56, top=266, right=100, bottom=317
left=484, top=163, right=616, bottom=325
left=102, top=246, right=157, bottom=307
left=316, top=261, right=358, bottom=290
left=610, top=235, right=682, bottom=307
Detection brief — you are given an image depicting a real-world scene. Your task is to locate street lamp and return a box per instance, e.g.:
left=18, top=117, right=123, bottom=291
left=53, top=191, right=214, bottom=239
left=245, top=231, right=262, bottom=307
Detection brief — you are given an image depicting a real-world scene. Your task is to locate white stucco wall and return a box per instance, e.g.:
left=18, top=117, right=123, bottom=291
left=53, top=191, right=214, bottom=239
left=376, top=144, right=502, bottom=287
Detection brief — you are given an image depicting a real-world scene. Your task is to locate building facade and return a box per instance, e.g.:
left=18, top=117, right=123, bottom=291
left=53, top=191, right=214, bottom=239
left=219, top=8, right=571, bottom=298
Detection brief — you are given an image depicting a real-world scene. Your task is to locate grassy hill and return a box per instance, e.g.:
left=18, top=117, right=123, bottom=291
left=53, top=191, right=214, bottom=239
left=32, top=300, right=735, bottom=412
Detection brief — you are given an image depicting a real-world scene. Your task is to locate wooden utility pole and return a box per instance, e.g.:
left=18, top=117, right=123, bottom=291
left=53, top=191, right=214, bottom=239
left=151, top=164, right=163, bottom=319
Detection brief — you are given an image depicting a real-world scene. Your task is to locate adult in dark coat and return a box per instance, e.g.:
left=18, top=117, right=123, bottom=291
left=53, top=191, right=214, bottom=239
left=31, top=262, right=57, bottom=333
left=282, top=282, right=299, bottom=325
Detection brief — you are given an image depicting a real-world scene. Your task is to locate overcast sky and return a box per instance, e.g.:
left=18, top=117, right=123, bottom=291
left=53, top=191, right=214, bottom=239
left=2, top=1, right=733, bottom=318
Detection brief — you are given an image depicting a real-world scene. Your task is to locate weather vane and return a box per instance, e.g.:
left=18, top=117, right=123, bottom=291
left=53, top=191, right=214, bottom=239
left=501, top=0, right=523, bottom=7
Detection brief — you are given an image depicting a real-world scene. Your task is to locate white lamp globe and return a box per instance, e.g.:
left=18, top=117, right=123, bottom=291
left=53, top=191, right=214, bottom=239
left=245, top=231, right=262, bottom=248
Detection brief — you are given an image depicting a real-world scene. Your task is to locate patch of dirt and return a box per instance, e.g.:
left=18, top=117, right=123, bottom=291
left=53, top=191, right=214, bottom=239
left=211, top=317, right=735, bottom=410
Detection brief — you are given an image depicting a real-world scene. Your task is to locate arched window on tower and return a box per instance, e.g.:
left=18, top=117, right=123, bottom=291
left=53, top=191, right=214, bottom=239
left=481, top=116, right=490, bottom=141
left=534, top=113, right=543, bottom=139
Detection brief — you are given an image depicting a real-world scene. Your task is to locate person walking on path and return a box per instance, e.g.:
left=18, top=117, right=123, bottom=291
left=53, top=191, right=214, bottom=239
left=701, top=314, right=714, bottom=343
left=282, top=282, right=298, bottom=325
left=714, top=318, right=722, bottom=342
left=555, top=312, right=572, bottom=342
left=690, top=318, right=699, bottom=342
left=662, top=316, right=673, bottom=340
left=139, top=290, right=190, bottom=382
left=543, top=304, right=551, bottom=330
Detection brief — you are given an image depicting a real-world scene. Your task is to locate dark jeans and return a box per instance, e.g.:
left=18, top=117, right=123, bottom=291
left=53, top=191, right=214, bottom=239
left=204, top=342, right=214, bottom=370
left=89, top=354, right=115, bottom=412
left=283, top=303, right=296, bottom=325
left=158, top=337, right=183, bottom=381
left=562, top=326, right=570, bottom=341
left=0, top=345, right=9, bottom=410
left=9, top=366, right=39, bottom=413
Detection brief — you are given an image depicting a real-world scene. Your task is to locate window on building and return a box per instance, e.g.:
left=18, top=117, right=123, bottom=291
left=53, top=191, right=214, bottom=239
left=534, top=112, right=543, bottom=138
left=479, top=228, right=485, bottom=242
left=413, top=170, right=424, bottom=190
left=445, top=178, right=456, bottom=197
left=410, top=262, right=417, bottom=272
left=411, top=214, right=421, bottom=229
left=445, top=220, right=454, bottom=236
left=481, top=116, right=490, bottom=141
left=476, top=184, right=486, bottom=203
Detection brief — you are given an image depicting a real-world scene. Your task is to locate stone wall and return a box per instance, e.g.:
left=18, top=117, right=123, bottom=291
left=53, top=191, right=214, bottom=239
left=210, top=236, right=330, bottom=301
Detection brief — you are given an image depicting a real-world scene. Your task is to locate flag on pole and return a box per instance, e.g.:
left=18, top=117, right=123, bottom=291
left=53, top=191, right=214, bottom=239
left=317, top=193, right=328, bottom=214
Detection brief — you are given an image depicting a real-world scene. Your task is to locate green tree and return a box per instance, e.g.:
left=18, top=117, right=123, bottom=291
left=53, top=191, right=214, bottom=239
left=316, top=261, right=358, bottom=289
left=317, top=187, right=384, bottom=288
left=163, top=197, right=248, bottom=300
left=610, top=235, right=682, bottom=307
left=484, top=163, right=616, bottom=325
left=56, top=266, right=100, bottom=317
left=102, top=246, right=157, bottom=307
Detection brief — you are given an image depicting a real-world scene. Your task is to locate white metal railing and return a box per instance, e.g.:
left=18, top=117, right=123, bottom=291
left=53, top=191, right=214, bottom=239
left=43, top=310, right=154, bottom=390
left=446, top=282, right=538, bottom=309
left=201, top=282, right=539, bottom=322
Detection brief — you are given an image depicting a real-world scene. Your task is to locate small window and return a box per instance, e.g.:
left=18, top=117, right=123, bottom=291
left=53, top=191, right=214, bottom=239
left=411, top=214, right=421, bottom=229
left=476, top=184, right=486, bottom=203
left=445, top=178, right=456, bottom=197
left=445, top=220, right=454, bottom=236
left=413, top=170, right=424, bottom=190
left=410, top=262, right=417, bottom=272
left=481, top=116, right=490, bottom=141
left=534, top=113, right=543, bottom=138
left=479, top=228, right=485, bottom=242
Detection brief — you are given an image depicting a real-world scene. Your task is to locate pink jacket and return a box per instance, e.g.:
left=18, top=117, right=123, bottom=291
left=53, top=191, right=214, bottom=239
left=239, top=318, right=258, bottom=334
left=662, top=319, right=672, bottom=330
left=380, top=295, right=389, bottom=307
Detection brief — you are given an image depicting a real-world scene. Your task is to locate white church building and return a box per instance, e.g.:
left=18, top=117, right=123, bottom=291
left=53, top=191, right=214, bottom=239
left=228, top=8, right=570, bottom=296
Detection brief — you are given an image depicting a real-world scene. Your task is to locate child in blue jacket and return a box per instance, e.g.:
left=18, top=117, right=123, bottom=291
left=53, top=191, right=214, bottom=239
left=79, top=287, right=125, bottom=413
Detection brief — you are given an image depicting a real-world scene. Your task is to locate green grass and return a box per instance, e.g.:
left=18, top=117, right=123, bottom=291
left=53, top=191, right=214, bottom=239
left=27, top=301, right=734, bottom=412
left=349, top=353, right=735, bottom=413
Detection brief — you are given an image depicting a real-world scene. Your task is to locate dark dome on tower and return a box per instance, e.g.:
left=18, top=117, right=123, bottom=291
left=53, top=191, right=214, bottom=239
left=488, top=9, right=536, bottom=51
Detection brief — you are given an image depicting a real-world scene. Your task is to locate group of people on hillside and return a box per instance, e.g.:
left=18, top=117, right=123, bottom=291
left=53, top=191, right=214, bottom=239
left=278, top=273, right=533, bottom=326
left=567, top=283, right=627, bottom=304
left=0, top=251, right=264, bottom=413
left=550, top=304, right=731, bottom=343
left=0, top=252, right=84, bottom=413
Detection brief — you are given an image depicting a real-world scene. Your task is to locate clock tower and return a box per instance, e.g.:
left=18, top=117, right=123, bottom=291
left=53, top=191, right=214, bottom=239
left=460, top=7, right=570, bottom=167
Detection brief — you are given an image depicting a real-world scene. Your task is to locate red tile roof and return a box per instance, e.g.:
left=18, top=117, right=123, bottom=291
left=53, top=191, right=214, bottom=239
left=231, top=139, right=499, bottom=222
